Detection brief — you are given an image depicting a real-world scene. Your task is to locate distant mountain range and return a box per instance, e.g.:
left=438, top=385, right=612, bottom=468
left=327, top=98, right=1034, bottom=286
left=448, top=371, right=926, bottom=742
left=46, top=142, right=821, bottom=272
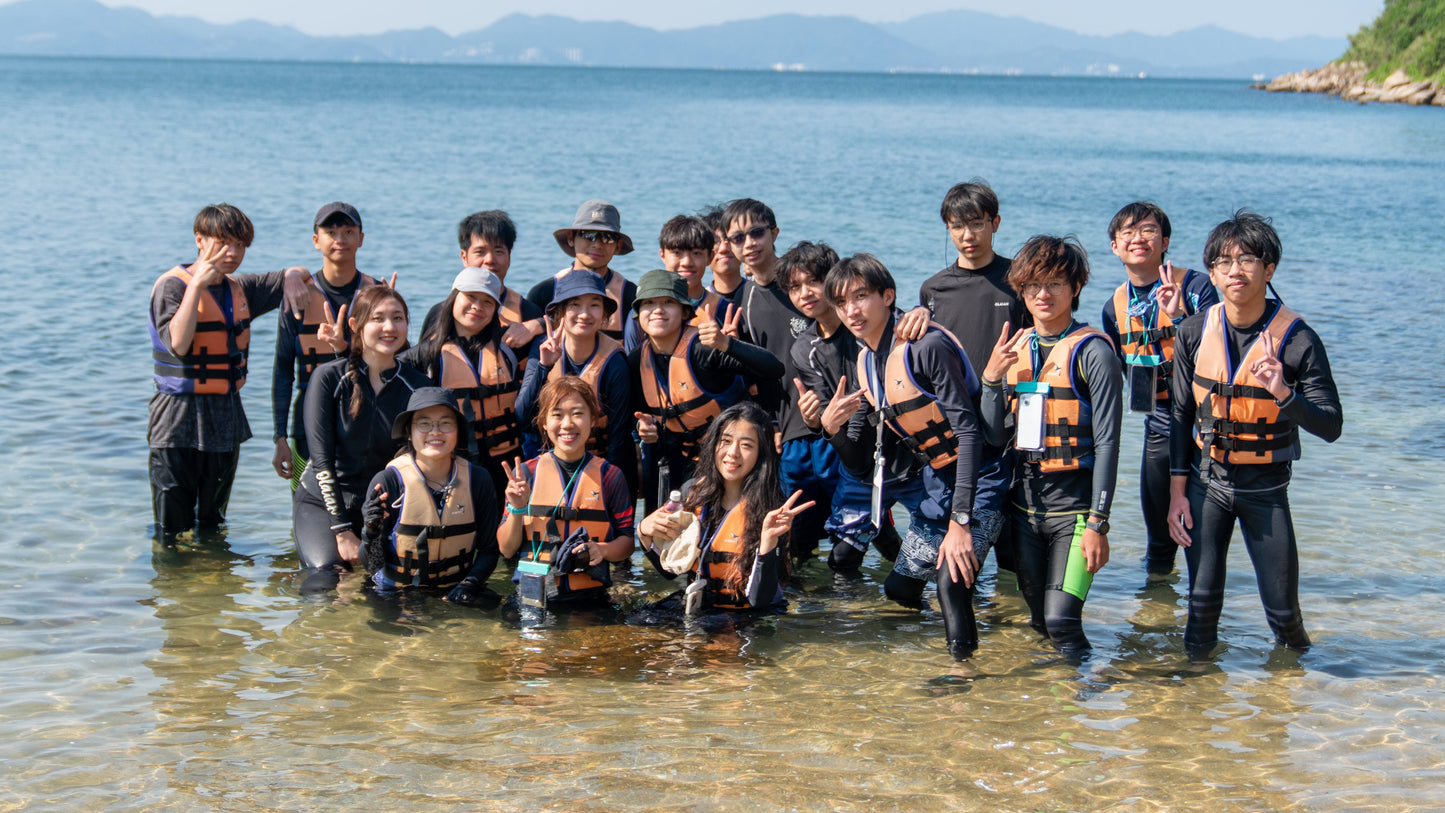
left=0, top=0, right=1348, bottom=78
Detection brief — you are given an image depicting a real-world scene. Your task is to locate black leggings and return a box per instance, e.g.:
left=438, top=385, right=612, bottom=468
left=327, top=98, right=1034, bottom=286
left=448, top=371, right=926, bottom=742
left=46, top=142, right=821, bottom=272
left=1013, top=511, right=1091, bottom=655
left=1140, top=429, right=1178, bottom=573
left=883, top=570, right=978, bottom=661
left=149, top=446, right=241, bottom=536
left=1182, top=476, right=1308, bottom=656
left=292, top=485, right=361, bottom=591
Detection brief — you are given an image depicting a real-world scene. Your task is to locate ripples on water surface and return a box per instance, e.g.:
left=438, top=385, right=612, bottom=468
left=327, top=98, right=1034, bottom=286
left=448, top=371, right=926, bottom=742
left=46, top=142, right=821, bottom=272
left=1, top=57, right=1442, bottom=811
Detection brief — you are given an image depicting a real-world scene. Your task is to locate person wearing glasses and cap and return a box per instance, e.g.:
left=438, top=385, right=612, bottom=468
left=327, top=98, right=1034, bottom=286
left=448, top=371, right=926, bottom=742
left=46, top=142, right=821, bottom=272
left=1167, top=210, right=1342, bottom=659
left=523, top=199, right=637, bottom=344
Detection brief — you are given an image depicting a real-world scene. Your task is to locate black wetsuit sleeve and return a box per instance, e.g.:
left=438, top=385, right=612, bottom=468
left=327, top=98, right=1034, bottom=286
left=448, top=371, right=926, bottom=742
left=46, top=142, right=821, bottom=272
left=744, top=548, right=783, bottom=608
left=395, top=342, right=440, bottom=383
left=978, top=378, right=1011, bottom=448
left=1100, top=300, right=1123, bottom=362
left=790, top=336, right=825, bottom=397
left=913, top=335, right=981, bottom=513
left=827, top=388, right=876, bottom=475
left=515, top=344, right=548, bottom=429
left=627, top=346, right=646, bottom=420
left=526, top=278, right=555, bottom=313
left=693, top=337, right=785, bottom=386
left=465, top=463, right=502, bottom=582
left=235, top=270, right=287, bottom=319
left=1076, top=338, right=1123, bottom=517
left=272, top=310, right=300, bottom=441
left=1185, top=269, right=1220, bottom=314
left=1170, top=313, right=1205, bottom=475
left=600, top=353, right=634, bottom=469
left=1277, top=323, right=1343, bottom=443
left=303, top=363, right=350, bottom=526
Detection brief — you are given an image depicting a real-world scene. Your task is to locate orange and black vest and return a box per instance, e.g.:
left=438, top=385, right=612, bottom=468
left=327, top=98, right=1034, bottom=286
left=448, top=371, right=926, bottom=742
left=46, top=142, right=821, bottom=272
left=1005, top=325, right=1112, bottom=473
left=554, top=268, right=627, bottom=334
left=690, top=289, right=725, bottom=328
left=439, top=338, right=521, bottom=461
left=857, top=325, right=976, bottom=471
left=496, top=286, right=526, bottom=328
left=520, top=454, right=613, bottom=595
left=1110, top=265, right=1188, bottom=402
left=294, top=273, right=377, bottom=386
left=692, top=501, right=754, bottom=610
left=639, top=327, right=745, bottom=460
left=1191, top=303, right=1302, bottom=466
left=383, top=455, right=478, bottom=587
left=546, top=335, right=624, bottom=454
left=149, top=265, right=251, bottom=395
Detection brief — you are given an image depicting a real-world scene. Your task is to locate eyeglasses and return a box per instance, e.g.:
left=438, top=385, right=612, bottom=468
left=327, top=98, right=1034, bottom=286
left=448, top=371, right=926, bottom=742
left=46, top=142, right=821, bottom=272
left=726, top=226, right=770, bottom=246
left=1115, top=225, right=1161, bottom=241
left=1210, top=254, right=1264, bottom=272
left=949, top=218, right=992, bottom=235
left=575, top=230, right=620, bottom=244
left=1021, top=281, right=1072, bottom=297
left=413, top=418, right=458, bottom=434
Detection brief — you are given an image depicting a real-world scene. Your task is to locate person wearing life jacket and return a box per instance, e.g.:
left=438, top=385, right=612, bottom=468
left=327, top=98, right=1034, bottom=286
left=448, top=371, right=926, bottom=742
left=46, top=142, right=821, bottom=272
left=629, top=269, right=783, bottom=515
left=148, top=203, right=310, bottom=541
left=819, top=254, right=986, bottom=662
left=1167, top=210, right=1342, bottom=659
left=402, top=267, right=522, bottom=498
left=1101, top=201, right=1219, bottom=577
left=293, top=286, right=432, bottom=594
left=978, top=235, right=1122, bottom=657
left=521, top=200, right=637, bottom=345
left=359, top=388, right=500, bottom=603
left=498, top=376, right=635, bottom=608
left=638, top=402, right=813, bottom=616
left=272, top=202, right=379, bottom=492
left=515, top=270, right=636, bottom=497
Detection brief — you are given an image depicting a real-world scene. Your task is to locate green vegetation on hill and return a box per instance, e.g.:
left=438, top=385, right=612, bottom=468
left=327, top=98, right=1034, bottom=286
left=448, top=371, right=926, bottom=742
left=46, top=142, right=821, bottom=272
left=1341, top=0, right=1445, bottom=83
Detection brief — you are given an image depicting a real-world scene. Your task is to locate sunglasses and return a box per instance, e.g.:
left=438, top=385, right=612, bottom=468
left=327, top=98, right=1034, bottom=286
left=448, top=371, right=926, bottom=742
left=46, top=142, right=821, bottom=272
left=726, top=226, right=771, bottom=246
left=575, top=230, right=620, bottom=244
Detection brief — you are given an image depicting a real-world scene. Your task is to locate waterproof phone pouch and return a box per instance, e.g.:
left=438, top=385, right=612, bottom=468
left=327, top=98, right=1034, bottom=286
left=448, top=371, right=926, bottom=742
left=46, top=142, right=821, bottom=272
left=684, top=577, right=706, bottom=616
left=517, top=559, right=549, bottom=610
left=1125, top=354, right=1161, bottom=414
left=1014, top=382, right=1047, bottom=452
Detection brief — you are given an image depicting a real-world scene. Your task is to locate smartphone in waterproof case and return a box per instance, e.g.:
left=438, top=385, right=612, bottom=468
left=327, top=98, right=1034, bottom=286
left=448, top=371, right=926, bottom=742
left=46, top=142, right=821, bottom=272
left=517, top=560, right=549, bottom=610
left=1015, top=383, right=1047, bottom=451
left=1127, top=363, right=1158, bottom=413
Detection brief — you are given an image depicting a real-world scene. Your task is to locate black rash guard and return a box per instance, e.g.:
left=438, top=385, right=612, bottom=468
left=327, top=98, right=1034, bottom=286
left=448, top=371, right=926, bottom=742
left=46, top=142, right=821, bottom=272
left=791, top=321, right=864, bottom=476
left=1170, top=301, right=1343, bottom=491
left=732, top=276, right=813, bottom=443
left=920, top=255, right=1026, bottom=374
left=979, top=324, right=1123, bottom=518
left=300, top=357, right=432, bottom=526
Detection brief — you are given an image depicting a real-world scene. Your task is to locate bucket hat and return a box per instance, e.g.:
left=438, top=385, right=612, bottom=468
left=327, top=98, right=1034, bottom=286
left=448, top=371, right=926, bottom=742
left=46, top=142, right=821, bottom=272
left=390, top=387, right=468, bottom=440
left=547, top=270, right=620, bottom=318
left=553, top=199, right=634, bottom=256
left=632, top=269, right=695, bottom=313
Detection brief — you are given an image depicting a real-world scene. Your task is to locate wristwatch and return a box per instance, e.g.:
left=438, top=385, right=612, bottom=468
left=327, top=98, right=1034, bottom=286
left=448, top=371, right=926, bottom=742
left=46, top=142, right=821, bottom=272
left=1085, top=517, right=1110, bottom=535
left=950, top=510, right=971, bottom=527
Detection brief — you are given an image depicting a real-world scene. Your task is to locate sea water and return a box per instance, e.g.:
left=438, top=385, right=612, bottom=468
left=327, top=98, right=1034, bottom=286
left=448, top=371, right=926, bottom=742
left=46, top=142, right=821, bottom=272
left=1, top=56, right=1443, bottom=811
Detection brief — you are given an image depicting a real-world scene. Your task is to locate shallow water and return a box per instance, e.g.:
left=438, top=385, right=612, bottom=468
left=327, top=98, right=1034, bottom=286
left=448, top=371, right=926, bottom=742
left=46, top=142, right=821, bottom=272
left=1, top=57, right=1443, bottom=811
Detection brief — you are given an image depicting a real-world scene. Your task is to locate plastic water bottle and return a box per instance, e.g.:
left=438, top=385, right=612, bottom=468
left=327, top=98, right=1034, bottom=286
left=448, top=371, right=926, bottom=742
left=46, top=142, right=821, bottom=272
left=662, top=490, right=683, bottom=514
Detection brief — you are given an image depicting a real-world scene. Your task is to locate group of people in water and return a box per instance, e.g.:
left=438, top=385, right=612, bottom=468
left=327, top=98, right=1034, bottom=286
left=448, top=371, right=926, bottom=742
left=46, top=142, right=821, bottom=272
left=146, top=183, right=1343, bottom=661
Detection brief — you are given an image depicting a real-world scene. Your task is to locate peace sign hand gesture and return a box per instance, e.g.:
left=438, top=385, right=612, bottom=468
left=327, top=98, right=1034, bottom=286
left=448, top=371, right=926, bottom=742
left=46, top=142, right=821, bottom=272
left=1251, top=330, right=1289, bottom=401
left=1155, top=260, right=1186, bottom=320
left=537, top=315, right=565, bottom=367
left=982, top=321, right=1024, bottom=382
left=315, top=302, right=349, bottom=354
left=760, top=490, right=818, bottom=554
left=820, top=375, right=864, bottom=437
left=500, top=456, right=531, bottom=510
left=720, top=301, right=743, bottom=339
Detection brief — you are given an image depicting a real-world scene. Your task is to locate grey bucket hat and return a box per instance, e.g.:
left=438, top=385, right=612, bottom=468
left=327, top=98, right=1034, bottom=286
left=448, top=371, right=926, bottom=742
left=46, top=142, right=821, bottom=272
left=553, top=199, right=634, bottom=256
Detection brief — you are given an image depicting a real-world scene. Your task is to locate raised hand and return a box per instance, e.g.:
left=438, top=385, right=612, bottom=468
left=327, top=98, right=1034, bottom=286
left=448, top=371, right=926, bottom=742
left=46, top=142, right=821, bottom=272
left=760, top=490, right=818, bottom=553
left=315, top=302, right=349, bottom=354
left=896, top=306, right=932, bottom=342
left=820, top=375, right=864, bottom=437
left=361, top=482, right=392, bottom=538
left=635, top=411, right=659, bottom=444
left=720, top=301, right=743, bottom=339
left=982, top=321, right=1024, bottom=382
left=696, top=300, right=731, bottom=352
left=501, top=456, right=531, bottom=510
left=536, top=315, right=564, bottom=367
left=1155, top=260, right=1185, bottom=320
left=1251, top=330, right=1289, bottom=400
left=190, top=237, right=229, bottom=288
left=386, top=271, right=399, bottom=289
left=793, top=377, right=822, bottom=429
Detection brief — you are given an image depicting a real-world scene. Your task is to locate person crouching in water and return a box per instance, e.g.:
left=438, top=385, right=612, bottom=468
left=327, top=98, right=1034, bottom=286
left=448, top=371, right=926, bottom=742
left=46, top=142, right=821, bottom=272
left=293, top=285, right=431, bottom=593
left=637, top=401, right=814, bottom=615
left=631, top=269, right=784, bottom=515
left=978, top=235, right=1121, bottom=657
left=497, top=376, right=635, bottom=614
left=359, top=388, right=501, bottom=604
left=403, top=267, right=521, bottom=499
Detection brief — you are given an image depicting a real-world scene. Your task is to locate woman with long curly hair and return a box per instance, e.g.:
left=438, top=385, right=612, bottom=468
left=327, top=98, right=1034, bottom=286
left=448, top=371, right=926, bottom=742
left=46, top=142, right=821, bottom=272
left=638, top=401, right=815, bottom=612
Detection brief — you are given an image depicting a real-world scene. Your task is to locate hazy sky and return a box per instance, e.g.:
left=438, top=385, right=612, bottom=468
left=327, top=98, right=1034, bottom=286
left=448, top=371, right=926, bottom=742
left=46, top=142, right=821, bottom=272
left=93, top=0, right=1383, bottom=39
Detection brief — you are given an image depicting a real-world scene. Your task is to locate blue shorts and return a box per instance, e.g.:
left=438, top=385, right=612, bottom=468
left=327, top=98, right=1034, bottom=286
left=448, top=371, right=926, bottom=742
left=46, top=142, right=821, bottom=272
left=780, top=436, right=839, bottom=549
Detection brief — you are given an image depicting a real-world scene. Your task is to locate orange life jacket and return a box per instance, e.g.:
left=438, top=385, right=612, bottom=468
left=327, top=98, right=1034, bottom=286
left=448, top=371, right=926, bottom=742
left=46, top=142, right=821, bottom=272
left=439, top=338, right=521, bottom=461
left=690, top=289, right=724, bottom=328
left=545, top=335, right=624, bottom=454
left=857, top=325, right=975, bottom=470
left=1005, top=325, right=1111, bottom=473
left=520, top=454, right=613, bottom=595
left=383, top=455, right=477, bottom=586
left=555, top=267, right=627, bottom=334
left=1191, top=303, right=1302, bottom=465
left=639, top=327, right=744, bottom=459
left=1110, top=264, right=1188, bottom=403
left=496, top=286, right=526, bottom=328
left=692, top=501, right=754, bottom=610
left=294, top=273, right=377, bottom=385
left=149, top=265, right=251, bottom=395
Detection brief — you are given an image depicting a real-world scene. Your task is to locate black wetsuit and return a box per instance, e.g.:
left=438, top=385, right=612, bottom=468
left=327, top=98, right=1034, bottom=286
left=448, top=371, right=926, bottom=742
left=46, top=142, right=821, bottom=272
left=979, top=322, right=1123, bottom=654
left=1170, top=301, right=1342, bottom=656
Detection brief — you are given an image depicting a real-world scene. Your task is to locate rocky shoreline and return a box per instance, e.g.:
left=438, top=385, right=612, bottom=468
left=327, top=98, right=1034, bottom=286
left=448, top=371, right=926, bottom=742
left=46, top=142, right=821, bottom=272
left=1254, top=62, right=1444, bottom=106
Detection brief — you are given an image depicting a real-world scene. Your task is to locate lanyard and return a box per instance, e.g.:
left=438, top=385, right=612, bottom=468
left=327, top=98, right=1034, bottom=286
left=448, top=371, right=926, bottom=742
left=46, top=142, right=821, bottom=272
left=1028, top=320, right=1079, bottom=379
left=526, top=453, right=586, bottom=562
